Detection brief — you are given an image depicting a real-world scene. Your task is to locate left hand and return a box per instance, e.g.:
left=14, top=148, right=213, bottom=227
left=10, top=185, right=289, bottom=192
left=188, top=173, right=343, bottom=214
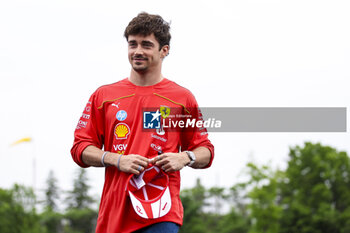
left=151, top=152, right=190, bottom=172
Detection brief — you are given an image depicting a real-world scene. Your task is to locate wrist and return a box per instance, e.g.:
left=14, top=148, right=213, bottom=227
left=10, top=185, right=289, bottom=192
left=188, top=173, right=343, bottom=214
left=184, top=150, right=196, bottom=167
left=181, top=151, right=191, bottom=167
left=103, top=152, right=119, bottom=167
left=101, top=151, right=109, bottom=167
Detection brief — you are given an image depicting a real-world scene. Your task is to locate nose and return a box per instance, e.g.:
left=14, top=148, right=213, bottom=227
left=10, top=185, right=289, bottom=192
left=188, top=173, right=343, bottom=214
left=134, top=45, right=144, bottom=56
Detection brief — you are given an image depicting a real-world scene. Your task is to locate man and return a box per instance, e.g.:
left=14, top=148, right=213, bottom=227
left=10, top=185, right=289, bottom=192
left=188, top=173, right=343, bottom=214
left=71, top=12, right=214, bottom=233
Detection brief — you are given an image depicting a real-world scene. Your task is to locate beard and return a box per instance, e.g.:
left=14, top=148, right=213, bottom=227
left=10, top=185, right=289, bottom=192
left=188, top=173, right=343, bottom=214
left=132, top=63, right=149, bottom=72
left=131, top=56, right=149, bottom=72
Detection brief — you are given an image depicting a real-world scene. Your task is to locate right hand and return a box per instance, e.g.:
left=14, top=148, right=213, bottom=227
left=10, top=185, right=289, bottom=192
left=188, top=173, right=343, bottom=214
left=118, top=154, right=149, bottom=175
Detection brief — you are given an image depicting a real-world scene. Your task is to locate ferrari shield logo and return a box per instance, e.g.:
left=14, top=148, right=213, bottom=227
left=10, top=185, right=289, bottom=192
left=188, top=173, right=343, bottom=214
left=160, top=106, right=170, bottom=119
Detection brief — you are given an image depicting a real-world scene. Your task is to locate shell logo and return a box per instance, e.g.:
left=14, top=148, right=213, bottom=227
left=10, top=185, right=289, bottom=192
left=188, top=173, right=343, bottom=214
left=114, top=123, right=130, bottom=139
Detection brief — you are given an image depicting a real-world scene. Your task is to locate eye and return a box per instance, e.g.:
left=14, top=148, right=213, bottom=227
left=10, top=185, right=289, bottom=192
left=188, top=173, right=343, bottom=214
left=128, top=42, right=137, bottom=48
left=142, top=42, right=154, bottom=49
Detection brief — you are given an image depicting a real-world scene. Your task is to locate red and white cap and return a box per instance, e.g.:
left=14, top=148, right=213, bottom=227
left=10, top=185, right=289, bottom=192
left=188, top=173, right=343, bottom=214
left=127, top=166, right=171, bottom=219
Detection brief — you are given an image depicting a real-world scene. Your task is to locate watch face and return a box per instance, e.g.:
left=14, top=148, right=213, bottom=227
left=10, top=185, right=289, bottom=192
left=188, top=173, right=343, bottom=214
left=187, top=151, right=195, bottom=161
left=185, top=151, right=195, bottom=167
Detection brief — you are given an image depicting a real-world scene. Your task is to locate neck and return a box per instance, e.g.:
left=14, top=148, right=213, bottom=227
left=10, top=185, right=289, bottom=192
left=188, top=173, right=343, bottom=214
left=129, top=69, right=164, bottom=86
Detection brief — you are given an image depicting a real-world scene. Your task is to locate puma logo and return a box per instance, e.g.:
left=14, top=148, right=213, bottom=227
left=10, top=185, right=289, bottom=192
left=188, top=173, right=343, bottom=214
left=111, top=102, right=120, bottom=108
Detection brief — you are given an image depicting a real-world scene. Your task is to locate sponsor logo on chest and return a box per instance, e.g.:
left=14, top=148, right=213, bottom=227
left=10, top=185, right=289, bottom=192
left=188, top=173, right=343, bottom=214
left=113, top=144, right=127, bottom=151
left=116, top=110, right=127, bottom=121
left=114, top=123, right=130, bottom=139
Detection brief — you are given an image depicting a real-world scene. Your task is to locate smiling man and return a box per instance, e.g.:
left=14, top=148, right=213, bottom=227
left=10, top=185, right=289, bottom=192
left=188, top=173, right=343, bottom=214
left=71, top=12, right=214, bottom=233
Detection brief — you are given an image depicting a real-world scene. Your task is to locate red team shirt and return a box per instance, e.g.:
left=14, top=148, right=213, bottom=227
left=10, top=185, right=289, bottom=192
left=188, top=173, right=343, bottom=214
left=71, top=78, right=214, bottom=233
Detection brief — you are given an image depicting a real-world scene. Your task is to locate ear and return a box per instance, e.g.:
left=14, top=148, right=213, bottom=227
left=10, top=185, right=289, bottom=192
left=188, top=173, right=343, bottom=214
left=160, top=45, right=170, bottom=58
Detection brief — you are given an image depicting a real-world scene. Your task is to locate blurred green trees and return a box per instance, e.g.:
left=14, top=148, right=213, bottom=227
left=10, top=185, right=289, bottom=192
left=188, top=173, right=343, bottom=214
left=1, top=142, right=350, bottom=232
left=180, top=142, right=350, bottom=233
left=64, top=169, right=98, bottom=233
left=279, top=143, right=350, bottom=233
left=0, top=168, right=97, bottom=233
left=0, top=184, right=42, bottom=233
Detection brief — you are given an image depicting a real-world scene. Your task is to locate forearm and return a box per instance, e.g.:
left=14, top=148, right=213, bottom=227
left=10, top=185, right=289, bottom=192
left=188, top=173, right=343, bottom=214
left=190, top=146, right=212, bottom=168
left=147, top=146, right=213, bottom=172
left=82, top=145, right=117, bottom=167
left=82, top=145, right=149, bottom=175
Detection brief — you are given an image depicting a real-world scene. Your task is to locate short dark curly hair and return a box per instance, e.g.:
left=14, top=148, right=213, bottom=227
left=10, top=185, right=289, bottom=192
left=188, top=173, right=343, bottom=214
left=124, top=12, right=171, bottom=50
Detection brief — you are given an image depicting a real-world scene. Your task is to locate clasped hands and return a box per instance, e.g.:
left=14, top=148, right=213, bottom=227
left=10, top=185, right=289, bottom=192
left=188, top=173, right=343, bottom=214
left=117, top=152, right=190, bottom=175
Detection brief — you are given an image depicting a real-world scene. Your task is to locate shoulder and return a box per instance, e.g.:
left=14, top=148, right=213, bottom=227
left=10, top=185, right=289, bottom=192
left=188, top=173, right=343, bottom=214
left=160, top=79, right=195, bottom=98
left=155, top=79, right=198, bottom=109
left=91, top=78, right=135, bottom=100
left=89, top=78, right=134, bottom=108
left=94, top=78, right=129, bottom=95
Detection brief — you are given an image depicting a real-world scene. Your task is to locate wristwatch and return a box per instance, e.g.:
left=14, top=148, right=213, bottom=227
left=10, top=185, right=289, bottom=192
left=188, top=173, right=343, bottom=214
left=185, top=151, right=196, bottom=167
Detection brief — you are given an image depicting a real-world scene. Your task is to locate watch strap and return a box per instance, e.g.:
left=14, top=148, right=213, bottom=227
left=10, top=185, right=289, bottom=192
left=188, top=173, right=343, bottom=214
left=185, top=151, right=196, bottom=167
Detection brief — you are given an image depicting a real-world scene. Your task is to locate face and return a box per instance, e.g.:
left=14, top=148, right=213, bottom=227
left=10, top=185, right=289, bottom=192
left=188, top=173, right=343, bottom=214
left=127, top=34, right=169, bottom=73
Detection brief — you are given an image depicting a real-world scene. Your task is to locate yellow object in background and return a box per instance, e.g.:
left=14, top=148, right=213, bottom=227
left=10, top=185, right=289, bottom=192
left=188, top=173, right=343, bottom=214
left=11, top=137, right=32, bottom=146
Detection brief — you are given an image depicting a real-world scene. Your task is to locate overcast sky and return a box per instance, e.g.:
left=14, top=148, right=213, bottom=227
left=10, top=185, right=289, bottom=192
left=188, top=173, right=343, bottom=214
left=1, top=0, right=349, bottom=201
